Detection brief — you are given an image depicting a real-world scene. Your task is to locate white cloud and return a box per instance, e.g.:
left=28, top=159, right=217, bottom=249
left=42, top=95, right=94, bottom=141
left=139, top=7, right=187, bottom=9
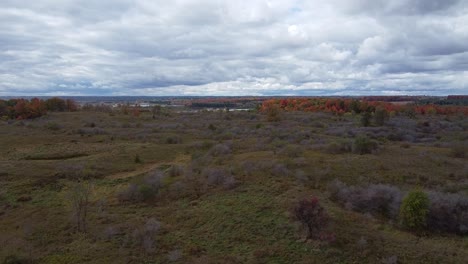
left=0, top=0, right=467, bottom=96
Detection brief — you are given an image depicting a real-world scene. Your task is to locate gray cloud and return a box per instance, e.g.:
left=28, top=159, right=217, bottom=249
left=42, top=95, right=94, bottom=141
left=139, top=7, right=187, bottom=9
left=0, top=0, right=467, bottom=96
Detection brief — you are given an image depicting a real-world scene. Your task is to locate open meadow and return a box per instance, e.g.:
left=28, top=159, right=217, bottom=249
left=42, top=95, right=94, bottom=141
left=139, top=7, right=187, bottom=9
left=0, top=103, right=467, bottom=263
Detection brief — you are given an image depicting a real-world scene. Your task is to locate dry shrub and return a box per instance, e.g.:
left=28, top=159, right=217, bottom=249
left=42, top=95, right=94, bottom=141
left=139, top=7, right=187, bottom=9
left=294, top=197, right=332, bottom=240
left=328, top=180, right=403, bottom=219
left=208, top=143, right=232, bottom=156
left=117, top=171, right=164, bottom=203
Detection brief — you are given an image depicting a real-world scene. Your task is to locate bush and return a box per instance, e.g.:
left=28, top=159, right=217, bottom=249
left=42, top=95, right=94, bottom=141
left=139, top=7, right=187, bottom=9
left=182, top=167, right=207, bottom=198
left=168, top=165, right=184, bottom=177
left=138, top=184, right=155, bottom=201
left=166, top=136, right=182, bottom=144
left=330, top=181, right=468, bottom=235
left=326, top=139, right=352, bottom=154
left=294, top=197, right=329, bottom=239
left=134, top=154, right=142, bottom=163
left=278, top=145, right=304, bottom=158
left=130, top=218, right=161, bottom=253
left=270, top=163, right=290, bottom=177
left=117, top=171, right=164, bottom=203
left=352, top=135, right=378, bottom=154
left=427, top=192, right=468, bottom=235
left=328, top=180, right=402, bottom=219
left=68, top=180, right=93, bottom=233
left=208, top=143, right=232, bottom=156
left=203, top=168, right=229, bottom=186
left=399, top=190, right=429, bottom=231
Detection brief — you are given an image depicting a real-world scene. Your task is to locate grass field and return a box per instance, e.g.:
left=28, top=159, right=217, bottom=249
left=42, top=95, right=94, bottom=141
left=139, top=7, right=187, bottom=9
left=0, top=109, right=467, bottom=263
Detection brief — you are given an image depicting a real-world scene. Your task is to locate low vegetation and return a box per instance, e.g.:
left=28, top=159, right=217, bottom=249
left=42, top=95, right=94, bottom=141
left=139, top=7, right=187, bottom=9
left=0, top=97, right=467, bottom=263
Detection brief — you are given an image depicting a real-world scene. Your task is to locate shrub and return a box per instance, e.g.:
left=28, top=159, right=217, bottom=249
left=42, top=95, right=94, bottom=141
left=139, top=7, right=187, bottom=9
left=134, top=154, right=142, bottom=163
left=166, top=136, right=182, bottom=144
left=208, top=123, right=216, bottom=131
left=294, top=197, right=329, bottom=239
left=330, top=181, right=468, bottom=235
left=222, top=175, right=238, bottom=190
left=399, top=190, right=429, bottom=231
left=278, top=145, right=304, bottom=158
left=138, top=184, right=155, bottom=201
left=208, top=143, right=231, bottom=156
left=270, top=163, right=290, bottom=177
left=328, top=180, right=403, bottom=219
left=130, top=218, right=161, bottom=253
left=117, top=171, right=164, bottom=203
left=352, top=135, right=378, bottom=155
left=117, top=183, right=139, bottom=202
left=203, top=168, right=228, bottom=186
left=168, top=165, right=184, bottom=177
left=68, top=180, right=93, bottom=233
left=427, top=192, right=468, bottom=235
left=183, top=168, right=207, bottom=198
left=326, top=139, right=352, bottom=154
left=167, top=249, right=183, bottom=262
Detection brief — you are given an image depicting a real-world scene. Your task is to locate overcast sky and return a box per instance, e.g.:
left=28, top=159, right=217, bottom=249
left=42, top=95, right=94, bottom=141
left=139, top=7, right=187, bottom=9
left=1, top=0, right=467, bottom=96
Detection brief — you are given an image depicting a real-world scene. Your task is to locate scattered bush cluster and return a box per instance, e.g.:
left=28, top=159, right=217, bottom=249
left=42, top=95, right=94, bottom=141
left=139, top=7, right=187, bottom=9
left=329, top=180, right=468, bottom=235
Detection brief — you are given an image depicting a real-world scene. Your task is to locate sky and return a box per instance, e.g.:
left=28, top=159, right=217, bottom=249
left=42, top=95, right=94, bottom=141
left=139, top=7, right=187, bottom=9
left=0, top=0, right=467, bottom=96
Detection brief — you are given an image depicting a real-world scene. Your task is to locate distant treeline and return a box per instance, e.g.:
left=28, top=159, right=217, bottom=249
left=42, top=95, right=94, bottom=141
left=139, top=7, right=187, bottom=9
left=0, top=97, right=78, bottom=120
left=419, top=95, right=468, bottom=106
left=261, top=98, right=468, bottom=116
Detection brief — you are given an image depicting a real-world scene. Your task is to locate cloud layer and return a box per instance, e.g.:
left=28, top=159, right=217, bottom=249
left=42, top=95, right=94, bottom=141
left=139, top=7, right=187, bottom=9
left=1, top=0, right=467, bottom=96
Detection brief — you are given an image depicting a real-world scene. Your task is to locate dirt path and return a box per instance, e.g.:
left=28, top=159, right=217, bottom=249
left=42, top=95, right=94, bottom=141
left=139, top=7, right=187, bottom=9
left=107, top=154, right=190, bottom=180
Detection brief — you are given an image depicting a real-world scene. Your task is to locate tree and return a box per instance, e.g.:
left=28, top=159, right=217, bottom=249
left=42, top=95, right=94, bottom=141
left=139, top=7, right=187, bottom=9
left=374, top=107, right=389, bottom=126
left=66, top=99, right=78, bottom=111
left=350, top=100, right=361, bottom=114
left=151, top=105, right=162, bottom=119
left=266, top=104, right=281, bottom=122
left=45, top=97, right=66, bottom=111
left=360, top=111, right=372, bottom=127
